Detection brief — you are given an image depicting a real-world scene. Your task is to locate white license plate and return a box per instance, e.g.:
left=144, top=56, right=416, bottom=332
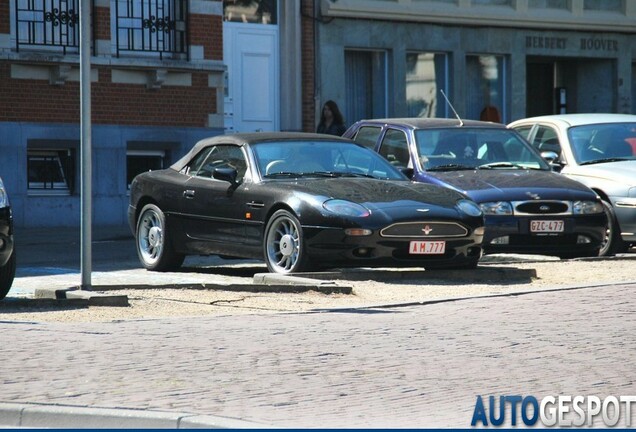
left=530, top=220, right=564, bottom=233
left=409, top=241, right=446, bottom=255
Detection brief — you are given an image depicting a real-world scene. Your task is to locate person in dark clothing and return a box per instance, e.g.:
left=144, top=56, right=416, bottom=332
left=317, top=100, right=347, bottom=136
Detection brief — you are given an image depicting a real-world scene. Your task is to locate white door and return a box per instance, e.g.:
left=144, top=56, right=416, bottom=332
left=223, top=22, right=279, bottom=133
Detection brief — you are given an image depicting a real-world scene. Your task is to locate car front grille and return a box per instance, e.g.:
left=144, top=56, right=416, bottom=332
left=513, top=200, right=571, bottom=216
left=380, top=222, right=468, bottom=238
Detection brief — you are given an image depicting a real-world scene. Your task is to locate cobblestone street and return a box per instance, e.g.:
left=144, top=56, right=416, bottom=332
left=2, top=282, right=635, bottom=428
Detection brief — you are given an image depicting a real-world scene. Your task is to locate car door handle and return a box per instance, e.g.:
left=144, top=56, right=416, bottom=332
left=183, top=190, right=195, bottom=199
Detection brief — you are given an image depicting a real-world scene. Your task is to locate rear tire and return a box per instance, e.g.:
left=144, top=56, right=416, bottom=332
left=136, top=204, right=185, bottom=271
left=0, top=249, right=16, bottom=300
left=599, top=200, right=628, bottom=257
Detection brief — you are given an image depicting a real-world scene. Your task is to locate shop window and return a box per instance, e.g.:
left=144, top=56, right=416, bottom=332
left=127, top=150, right=166, bottom=188
left=466, top=54, right=507, bottom=123
left=584, top=0, right=621, bottom=11
left=223, top=0, right=277, bottom=24
left=406, top=52, right=449, bottom=118
left=27, top=148, right=76, bottom=195
left=345, top=50, right=387, bottom=126
left=528, top=0, right=567, bottom=8
left=472, top=0, right=512, bottom=6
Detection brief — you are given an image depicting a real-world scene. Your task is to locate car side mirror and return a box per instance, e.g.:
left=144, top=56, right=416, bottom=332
left=213, top=167, right=238, bottom=185
left=540, top=151, right=563, bottom=172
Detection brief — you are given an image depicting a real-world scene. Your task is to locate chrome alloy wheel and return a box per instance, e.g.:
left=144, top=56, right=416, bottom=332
left=265, top=215, right=301, bottom=273
left=138, top=207, right=164, bottom=266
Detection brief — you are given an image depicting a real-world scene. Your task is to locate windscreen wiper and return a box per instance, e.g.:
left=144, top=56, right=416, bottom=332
left=427, top=163, right=476, bottom=171
left=477, top=162, right=524, bottom=169
left=579, top=157, right=630, bottom=166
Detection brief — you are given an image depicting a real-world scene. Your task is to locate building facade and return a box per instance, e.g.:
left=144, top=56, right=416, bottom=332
left=0, top=0, right=225, bottom=227
left=310, top=0, right=636, bottom=128
left=3, top=0, right=635, bottom=228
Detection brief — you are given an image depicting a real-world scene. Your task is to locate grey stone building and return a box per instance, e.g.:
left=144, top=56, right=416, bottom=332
left=311, top=0, right=636, bottom=127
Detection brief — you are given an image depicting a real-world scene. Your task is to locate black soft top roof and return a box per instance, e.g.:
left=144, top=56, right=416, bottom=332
left=171, top=132, right=353, bottom=171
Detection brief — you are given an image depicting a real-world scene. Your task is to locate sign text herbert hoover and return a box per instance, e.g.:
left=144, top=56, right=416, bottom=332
left=526, top=36, right=618, bottom=52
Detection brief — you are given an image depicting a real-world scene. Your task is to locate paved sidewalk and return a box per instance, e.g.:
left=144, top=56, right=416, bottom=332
left=2, top=282, right=636, bottom=428
left=3, top=225, right=636, bottom=428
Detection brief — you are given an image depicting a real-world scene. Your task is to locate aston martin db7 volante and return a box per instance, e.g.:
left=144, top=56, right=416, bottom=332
left=128, top=133, right=485, bottom=273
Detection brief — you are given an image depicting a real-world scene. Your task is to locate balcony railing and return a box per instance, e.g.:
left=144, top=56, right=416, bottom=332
left=115, top=0, right=188, bottom=59
left=15, top=0, right=80, bottom=53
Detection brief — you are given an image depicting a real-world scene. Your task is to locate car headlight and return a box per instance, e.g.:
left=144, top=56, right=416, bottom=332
left=456, top=199, right=482, bottom=217
left=480, top=201, right=513, bottom=216
left=573, top=200, right=604, bottom=214
left=323, top=199, right=371, bottom=217
left=0, top=177, right=9, bottom=209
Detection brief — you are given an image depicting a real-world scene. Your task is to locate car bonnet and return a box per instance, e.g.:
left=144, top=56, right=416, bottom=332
left=428, top=169, right=598, bottom=202
left=272, top=177, right=467, bottom=210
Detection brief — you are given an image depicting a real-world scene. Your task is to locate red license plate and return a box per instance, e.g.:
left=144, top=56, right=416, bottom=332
left=530, top=220, right=564, bottom=233
left=409, top=241, right=446, bottom=255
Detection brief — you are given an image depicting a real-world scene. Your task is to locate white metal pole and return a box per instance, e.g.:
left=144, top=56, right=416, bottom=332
left=80, top=0, right=92, bottom=289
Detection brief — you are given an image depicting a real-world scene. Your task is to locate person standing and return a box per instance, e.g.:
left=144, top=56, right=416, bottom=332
left=317, top=100, right=347, bottom=136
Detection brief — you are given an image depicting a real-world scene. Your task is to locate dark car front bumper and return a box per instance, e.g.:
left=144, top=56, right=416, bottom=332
left=0, top=207, right=14, bottom=267
left=303, top=225, right=483, bottom=269
left=481, top=213, right=607, bottom=256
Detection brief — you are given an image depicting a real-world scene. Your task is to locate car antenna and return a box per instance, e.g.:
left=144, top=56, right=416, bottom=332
left=440, top=89, right=464, bottom=127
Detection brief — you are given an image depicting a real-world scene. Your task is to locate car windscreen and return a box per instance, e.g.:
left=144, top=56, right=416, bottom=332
left=567, top=123, right=636, bottom=165
left=413, top=128, right=550, bottom=171
left=251, top=140, right=407, bottom=180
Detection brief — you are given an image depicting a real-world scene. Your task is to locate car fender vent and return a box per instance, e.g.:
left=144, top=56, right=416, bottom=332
left=380, top=222, right=468, bottom=238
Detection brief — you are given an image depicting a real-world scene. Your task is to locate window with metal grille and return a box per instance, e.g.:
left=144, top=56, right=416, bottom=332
left=114, top=0, right=188, bottom=58
left=14, top=0, right=80, bottom=53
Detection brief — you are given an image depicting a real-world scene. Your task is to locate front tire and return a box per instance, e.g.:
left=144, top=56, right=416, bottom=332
left=136, top=204, right=185, bottom=271
left=0, top=249, right=16, bottom=300
left=264, top=210, right=310, bottom=273
left=599, top=200, right=628, bottom=257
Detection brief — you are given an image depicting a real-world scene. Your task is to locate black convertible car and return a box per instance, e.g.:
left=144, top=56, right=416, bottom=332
left=128, top=133, right=485, bottom=273
left=0, top=176, right=15, bottom=300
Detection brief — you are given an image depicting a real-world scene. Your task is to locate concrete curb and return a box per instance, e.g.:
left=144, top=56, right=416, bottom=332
left=0, top=402, right=274, bottom=429
left=33, top=287, right=130, bottom=306
left=290, top=266, right=537, bottom=282
left=29, top=275, right=354, bottom=306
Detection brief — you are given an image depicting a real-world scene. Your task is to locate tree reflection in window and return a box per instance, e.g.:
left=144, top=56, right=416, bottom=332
left=223, top=0, right=277, bottom=24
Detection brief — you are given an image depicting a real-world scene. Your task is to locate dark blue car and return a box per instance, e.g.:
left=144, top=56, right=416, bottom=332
left=344, top=118, right=607, bottom=259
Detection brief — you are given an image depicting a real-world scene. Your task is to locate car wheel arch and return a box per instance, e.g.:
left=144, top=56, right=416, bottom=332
left=134, top=197, right=159, bottom=232
left=263, top=203, right=300, bottom=231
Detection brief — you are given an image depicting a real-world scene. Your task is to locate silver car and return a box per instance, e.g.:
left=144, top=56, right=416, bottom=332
left=509, top=114, right=636, bottom=256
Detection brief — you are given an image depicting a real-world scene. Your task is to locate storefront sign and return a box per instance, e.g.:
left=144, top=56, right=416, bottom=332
left=526, top=36, right=566, bottom=49
left=580, top=38, right=618, bottom=52
left=526, top=36, right=619, bottom=52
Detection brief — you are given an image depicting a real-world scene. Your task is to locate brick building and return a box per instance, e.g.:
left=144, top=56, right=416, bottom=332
left=3, top=0, right=635, bottom=229
left=0, top=0, right=225, bottom=227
